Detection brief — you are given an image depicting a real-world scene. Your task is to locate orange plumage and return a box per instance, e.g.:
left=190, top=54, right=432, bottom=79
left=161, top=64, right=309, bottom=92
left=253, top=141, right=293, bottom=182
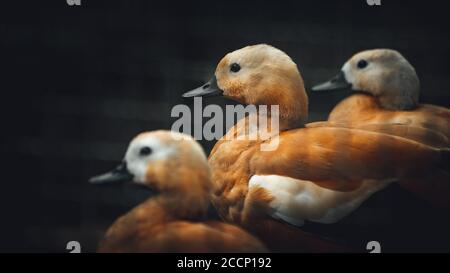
left=307, top=94, right=449, bottom=148
left=90, top=131, right=267, bottom=253
left=310, top=49, right=450, bottom=148
left=184, top=45, right=450, bottom=252
left=310, top=49, right=450, bottom=209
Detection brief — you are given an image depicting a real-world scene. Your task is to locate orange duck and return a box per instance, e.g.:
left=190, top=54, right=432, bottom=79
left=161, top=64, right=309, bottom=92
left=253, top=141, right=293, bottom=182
left=310, top=49, right=450, bottom=148
left=310, top=49, right=450, bottom=210
left=183, top=44, right=450, bottom=252
left=89, top=130, right=267, bottom=253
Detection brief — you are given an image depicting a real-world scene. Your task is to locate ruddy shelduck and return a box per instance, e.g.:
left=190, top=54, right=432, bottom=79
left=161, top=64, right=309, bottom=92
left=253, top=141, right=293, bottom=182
left=89, top=130, right=267, bottom=253
left=311, top=49, right=450, bottom=148
left=311, top=49, right=450, bottom=211
left=183, top=44, right=450, bottom=252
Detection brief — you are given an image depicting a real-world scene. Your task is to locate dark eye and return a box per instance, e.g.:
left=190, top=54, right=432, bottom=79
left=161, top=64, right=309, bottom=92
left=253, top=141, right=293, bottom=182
left=230, top=63, right=241, bottom=73
left=357, top=59, right=368, bottom=69
left=139, top=146, right=152, bottom=156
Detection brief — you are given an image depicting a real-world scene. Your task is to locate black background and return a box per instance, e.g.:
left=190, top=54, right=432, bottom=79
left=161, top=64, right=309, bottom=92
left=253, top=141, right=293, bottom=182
left=2, top=0, right=450, bottom=252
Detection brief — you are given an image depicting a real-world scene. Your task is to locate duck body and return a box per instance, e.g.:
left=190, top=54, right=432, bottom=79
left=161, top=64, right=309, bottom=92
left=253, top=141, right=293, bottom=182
left=98, top=197, right=266, bottom=253
left=184, top=45, right=450, bottom=252
left=310, top=49, right=450, bottom=209
left=311, top=49, right=450, bottom=148
left=308, top=94, right=450, bottom=148
left=209, top=114, right=447, bottom=251
left=210, top=120, right=444, bottom=224
left=319, top=96, right=450, bottom=209
left=90, top=131, right=267, bottom=253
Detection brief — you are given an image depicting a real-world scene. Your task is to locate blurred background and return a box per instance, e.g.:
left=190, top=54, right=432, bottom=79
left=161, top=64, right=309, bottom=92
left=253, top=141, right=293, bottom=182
left=2, top=0, right=450, bottom=252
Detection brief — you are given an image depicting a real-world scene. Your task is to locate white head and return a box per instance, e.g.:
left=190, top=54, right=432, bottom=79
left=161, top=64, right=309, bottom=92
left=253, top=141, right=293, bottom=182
left=89, top=130, right=211, bottom=194
left=313, top=49, right=420, bottom=110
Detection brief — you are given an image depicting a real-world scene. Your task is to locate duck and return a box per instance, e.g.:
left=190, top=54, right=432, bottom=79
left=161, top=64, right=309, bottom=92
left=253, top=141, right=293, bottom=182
left=89, top=130, right=267, bottom=253
left=310, top=49, right=450, bottom=148
left=182, top=44, right=450, bottom=252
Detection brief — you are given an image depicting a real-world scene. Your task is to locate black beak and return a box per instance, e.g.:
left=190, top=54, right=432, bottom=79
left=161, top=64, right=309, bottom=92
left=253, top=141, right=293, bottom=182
left=182, top=76, right=223, bottom=98
left=89, top=162, right=134, bottom=185
left=311, top=71, right=352, bottom=92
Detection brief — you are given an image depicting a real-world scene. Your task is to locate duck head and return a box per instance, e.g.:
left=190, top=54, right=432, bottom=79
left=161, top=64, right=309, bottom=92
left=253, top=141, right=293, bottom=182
left=183, top=44, right=309, bottom=126
left=89, top=131, right=212, bottom=197
left=312, top=49, right=420, bottom=110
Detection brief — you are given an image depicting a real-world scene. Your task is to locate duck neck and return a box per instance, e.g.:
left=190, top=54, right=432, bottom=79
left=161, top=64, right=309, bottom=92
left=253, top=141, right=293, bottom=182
left=153, top=193, right=210, bottom=220
left=256, top=92, right=308, bottom=131
left=377, top=93, right=418, bottom=111
left=259, top=72, right=309, bottom=131
left=135, top=191, right=210, bottom=227
left=346, top=93, right=381, bottom=111
left=138, top=168, right=212, bottom=224
left=277, top=108, right=307, bottom=130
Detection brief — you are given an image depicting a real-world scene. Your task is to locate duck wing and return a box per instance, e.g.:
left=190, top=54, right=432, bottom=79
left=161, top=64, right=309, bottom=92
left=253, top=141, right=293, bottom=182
left=307, top=122, right=449, bottom=148
left=251, top=127, right=443, bottom=187
left=243, top=127, right=449, bottom=225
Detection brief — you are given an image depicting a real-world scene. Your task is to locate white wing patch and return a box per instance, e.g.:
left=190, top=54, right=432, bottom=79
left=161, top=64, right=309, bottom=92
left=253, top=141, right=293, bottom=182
left=248, top=175, right=393, bottom=226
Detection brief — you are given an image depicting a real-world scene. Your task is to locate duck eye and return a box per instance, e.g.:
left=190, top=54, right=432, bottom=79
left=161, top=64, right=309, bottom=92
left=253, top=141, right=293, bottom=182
left=139, top=146, right=152, bottom=156
left=357, top=59, right=368, bottom=69
left=230, top=63, right=241, bottom=73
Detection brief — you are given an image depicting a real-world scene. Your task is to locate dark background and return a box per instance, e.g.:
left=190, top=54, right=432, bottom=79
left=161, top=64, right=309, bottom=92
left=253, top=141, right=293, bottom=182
left=2, top=0, right=450, bottom=252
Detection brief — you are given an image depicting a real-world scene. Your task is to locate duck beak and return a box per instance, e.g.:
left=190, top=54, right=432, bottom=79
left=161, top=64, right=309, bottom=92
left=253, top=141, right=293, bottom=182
left=311, top=71, right=352, bottom=92
left=89, top=162, right=134, bottom=185
left=182, top=76, right=223, bottom=98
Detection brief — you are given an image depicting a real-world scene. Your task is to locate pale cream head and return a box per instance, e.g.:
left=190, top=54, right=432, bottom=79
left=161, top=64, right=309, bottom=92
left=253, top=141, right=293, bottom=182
left=215, top=44, right=309, bottom=125
left=342, top=49, right=420, bottom=110
left=124, top=131, right=210, bottom=192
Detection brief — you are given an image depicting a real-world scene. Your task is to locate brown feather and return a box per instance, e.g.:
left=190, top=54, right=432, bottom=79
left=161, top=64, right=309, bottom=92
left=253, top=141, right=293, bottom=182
left=97, top=131, right=267, bottom=253
left=318, top=94, right=450, bottom=148
left=203, top=45, right=450, bottom=252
